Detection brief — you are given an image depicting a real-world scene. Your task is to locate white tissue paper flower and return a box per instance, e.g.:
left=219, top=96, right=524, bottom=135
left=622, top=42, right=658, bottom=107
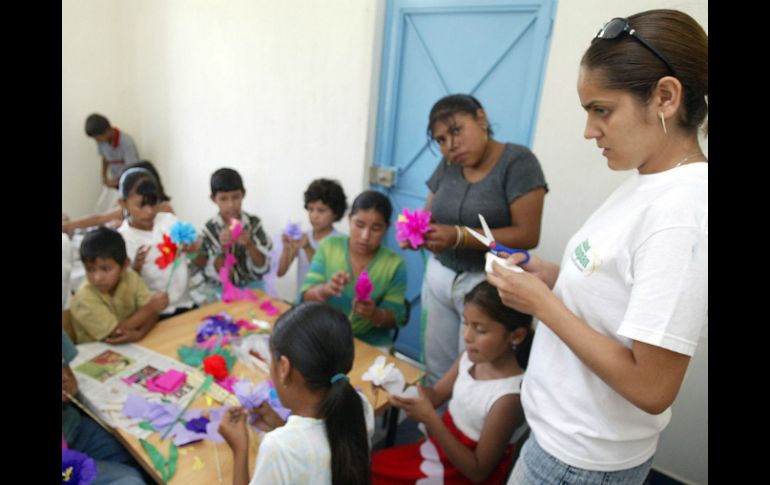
left=362, top=356, right=406, bottom=395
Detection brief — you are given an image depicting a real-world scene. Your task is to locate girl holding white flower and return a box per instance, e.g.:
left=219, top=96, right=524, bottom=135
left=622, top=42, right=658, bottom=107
left=371, top=281, right=532, bottom=484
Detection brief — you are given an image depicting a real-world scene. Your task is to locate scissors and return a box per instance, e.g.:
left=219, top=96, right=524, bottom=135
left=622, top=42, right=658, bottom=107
left=466, top=214, right=530, bottom=264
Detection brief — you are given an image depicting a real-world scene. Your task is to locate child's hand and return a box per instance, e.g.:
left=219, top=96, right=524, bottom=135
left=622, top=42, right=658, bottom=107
left=324, top=271, right=351, bottom=298
left=352, top=299, right=377, bottom=320
left=104, top=327, right=140, bottom=344
left=62, top=364, right=78, bottom=403
left=218, top=407, right=249, bottom=454
left=389, top=384, right=438, bottom=424
left=132, top=245, right=150, bottom=273
left=149, top=292, right=170, bottom=313
left=219, top=228, right=233, bottom=247
left=236, top=228, right=251, bottom=246
left=296, top=233, right=309, bottom=251
left=251, top=401, right=286, bottom=432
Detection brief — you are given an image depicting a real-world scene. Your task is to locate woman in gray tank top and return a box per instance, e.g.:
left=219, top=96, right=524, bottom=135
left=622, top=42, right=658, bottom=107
left=403, top=94, right=548, bottom=385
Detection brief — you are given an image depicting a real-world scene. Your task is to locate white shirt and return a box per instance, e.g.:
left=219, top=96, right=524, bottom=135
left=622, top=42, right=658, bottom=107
left=249, top=392, right=374, bottom=485
left=118, top=212, right=194, bottom=314
left=522, top=163, right=708, bottom=471
left=448, top=351, right=527, bottom=444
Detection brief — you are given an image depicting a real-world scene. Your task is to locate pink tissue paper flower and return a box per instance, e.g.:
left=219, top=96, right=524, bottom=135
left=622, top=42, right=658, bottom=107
left=354, top=271, right=373, bottom=301
left=395, top=208, right=432, bottom=249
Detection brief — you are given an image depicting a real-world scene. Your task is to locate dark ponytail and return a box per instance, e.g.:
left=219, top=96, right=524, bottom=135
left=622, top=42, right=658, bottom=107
left=464, top=281, right=534, bottom=369
left=270, top=302, right=370, bottom=485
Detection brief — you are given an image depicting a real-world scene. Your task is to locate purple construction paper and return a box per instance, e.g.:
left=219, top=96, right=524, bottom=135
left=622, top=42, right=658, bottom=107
left=122, top=393, right=150, bottom=419
left=172, top=424, right=205, bottom=446
left=233, top=380, right=271, bottom=409
left=185, top=416, right=210, bottom=434
left=146, top=402, right=181, bottom=430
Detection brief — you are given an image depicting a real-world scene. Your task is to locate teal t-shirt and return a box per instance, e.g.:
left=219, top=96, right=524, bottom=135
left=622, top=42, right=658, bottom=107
left=299, top=236, right=407, bottom=347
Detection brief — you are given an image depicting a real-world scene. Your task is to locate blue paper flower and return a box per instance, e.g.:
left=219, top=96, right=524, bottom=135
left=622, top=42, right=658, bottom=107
left=62, top=449, right=97, bottom=485
left=170, top=221, right=198, bottom=245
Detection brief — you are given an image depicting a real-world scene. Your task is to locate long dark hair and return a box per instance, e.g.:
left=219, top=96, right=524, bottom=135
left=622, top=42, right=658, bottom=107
left=464, top=281, right=534, bottom=368
left=270, top=302, right=370, bottom=485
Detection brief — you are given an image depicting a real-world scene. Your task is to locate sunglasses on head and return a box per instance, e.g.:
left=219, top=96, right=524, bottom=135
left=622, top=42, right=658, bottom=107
left=593, top=17, right=678, bottom=78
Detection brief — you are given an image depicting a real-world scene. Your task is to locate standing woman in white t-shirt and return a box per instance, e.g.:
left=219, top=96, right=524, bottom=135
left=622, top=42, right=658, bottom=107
left=487, top=10, right=708, bottom=485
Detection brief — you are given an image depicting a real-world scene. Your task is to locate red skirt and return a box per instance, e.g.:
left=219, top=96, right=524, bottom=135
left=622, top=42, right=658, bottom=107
left=371, top=409, right=514, bottom=484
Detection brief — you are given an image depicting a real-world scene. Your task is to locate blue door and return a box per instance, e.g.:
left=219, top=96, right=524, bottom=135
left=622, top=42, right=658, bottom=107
left=372, top=0, right=557, bottom=361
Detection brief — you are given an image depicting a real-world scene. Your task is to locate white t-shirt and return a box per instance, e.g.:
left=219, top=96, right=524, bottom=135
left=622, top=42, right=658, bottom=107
left=296, top=228, right=343, bottom=291
left=118, top=212, right=195, bottom=314
left=249, top=392, right=374, bottom=485
left=522, top=163, right=708, bottom=471
left=448, top=351, right=527, bottom=444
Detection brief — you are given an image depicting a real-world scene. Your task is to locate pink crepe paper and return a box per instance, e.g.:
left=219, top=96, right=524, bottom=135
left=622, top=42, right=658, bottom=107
left=145, top=370, right=187, bottom=395
left=230, top=218, right=243, bottom=242
left=196, top=335, right=233, bottom=351
left=121, top=375, right=140, bottom=386
left=235, top=319, right=258, bottom=331
left=218, top=219, right=259, bottom=303
left=260, top=300, right=280, bottom=316
left=354, top=271, right=374, bottom=301
left=395, top=208, right=432, bottom=249
left=215, top=375, right=238, bottom=394
left=219, top=266, right=258, bottom=303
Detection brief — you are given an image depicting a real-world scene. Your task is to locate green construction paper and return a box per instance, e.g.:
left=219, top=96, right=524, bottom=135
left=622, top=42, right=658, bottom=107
left=178, top=345, right=207, bottom=367
left=177, top=343, right=236, bottom=370
left=139, top=439, right=178, bottom=481
left=138, top=421, right=156, bottom=432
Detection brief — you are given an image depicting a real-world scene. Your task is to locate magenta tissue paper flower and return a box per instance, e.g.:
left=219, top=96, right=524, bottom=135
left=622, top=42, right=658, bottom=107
left=354, top=271, right=373, bottom=301
left=395, top=208, right=432, bottom=249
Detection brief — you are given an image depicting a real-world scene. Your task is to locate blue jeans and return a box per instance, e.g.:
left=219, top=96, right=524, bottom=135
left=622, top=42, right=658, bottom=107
left=93, top=461, right=146, bottom=485
left=508, top=435, right=653, bottom=485
left=69, top=412, right=149, bottom=483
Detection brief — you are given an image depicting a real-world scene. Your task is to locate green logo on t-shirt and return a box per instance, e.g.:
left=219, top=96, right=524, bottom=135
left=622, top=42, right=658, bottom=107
left=573, top=239, right=591, bottom=271
left=571, top=238, right=601, bottom=275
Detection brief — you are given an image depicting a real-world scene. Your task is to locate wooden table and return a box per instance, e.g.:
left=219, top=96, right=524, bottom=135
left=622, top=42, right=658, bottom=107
left=113, top=293, right=422, bottom=484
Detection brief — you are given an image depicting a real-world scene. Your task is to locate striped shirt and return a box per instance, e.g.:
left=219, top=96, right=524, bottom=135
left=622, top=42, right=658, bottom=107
left=299, top=236, right=407, bottom=347
left=200, top=211, right=273, bottom=287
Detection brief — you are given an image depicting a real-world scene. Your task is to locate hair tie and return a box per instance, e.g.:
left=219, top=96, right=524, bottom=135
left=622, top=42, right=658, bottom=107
left=330, top=373, right=348, bottom=384
left=118, top=167, right=152, bottom=199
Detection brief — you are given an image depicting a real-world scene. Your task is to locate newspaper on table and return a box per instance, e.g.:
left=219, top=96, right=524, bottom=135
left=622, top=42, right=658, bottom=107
left=70, top=342, right=201, bottom=439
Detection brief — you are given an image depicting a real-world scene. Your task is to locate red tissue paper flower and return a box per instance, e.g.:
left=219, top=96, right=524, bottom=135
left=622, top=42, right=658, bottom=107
left=395, top=208, right=432, bottom=249
left=203, top=354, right=229, bottom=380
left=155, top=234, right=178, bottom=269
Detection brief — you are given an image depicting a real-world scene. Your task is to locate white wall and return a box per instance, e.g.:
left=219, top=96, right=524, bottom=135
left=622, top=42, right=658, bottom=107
left=62, top=0, right=139, bottom=219
left=62, top=0, right=382, bottom=300
left=62, top=1, right=707, bottom=482
left=531, top=1, right=708, bottom=483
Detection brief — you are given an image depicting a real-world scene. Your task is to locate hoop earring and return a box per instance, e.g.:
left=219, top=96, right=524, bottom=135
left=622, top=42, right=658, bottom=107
left=659, top=112, right=667, bottom=135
